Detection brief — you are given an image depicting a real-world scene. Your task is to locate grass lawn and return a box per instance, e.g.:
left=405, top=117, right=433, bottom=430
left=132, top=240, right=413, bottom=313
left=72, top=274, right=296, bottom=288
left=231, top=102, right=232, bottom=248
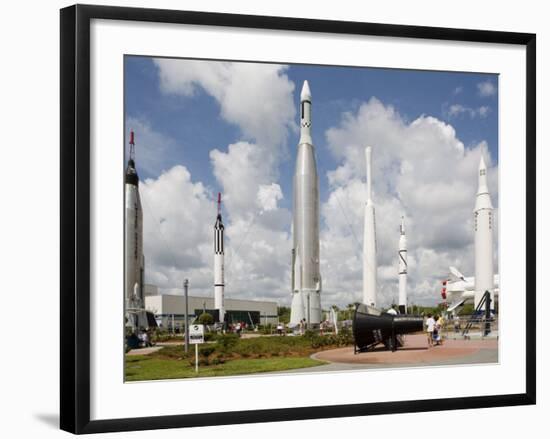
left=125, top=355, right=326, bottom=381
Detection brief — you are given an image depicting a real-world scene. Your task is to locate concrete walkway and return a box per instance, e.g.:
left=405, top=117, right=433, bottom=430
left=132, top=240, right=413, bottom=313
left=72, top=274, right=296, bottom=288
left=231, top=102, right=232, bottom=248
left=267, top=334, right=497, bottom=374
left=126, top=346, right=163, bottom=356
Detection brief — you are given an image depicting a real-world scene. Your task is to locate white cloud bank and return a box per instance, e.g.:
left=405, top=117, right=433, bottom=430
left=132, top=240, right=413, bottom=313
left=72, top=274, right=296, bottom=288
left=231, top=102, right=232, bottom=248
left=145, top=59, right=296, bottom=302
left=321, top=98, right=498, bottom=306
left=136, top=60, right=498, bottom=308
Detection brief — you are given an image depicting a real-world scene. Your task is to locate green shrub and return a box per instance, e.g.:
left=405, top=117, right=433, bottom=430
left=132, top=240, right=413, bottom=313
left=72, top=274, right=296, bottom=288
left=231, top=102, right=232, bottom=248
left=216, top=333, right=239, bottom=353
left=260, top=324, right=273, bottom=335
left=199, top=345, right=215, bottom=357
left=204, top=332, right=216, bottom=342
left=197, top=312, right=214, bottom=325
left=337, top=327, right=354, bottom=346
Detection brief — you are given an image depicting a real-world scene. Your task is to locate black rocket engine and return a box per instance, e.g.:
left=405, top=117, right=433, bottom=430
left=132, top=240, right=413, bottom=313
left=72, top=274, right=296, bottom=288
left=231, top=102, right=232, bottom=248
left=353, top=304, right=424, bottom=352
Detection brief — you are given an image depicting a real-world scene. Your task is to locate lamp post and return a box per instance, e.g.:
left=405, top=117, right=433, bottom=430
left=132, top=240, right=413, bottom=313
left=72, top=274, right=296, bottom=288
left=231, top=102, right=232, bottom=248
left=184, top=279, right=189, bottom=353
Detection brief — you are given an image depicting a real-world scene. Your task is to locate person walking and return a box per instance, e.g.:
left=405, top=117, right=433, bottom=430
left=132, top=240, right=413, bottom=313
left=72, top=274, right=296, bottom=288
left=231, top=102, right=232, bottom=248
left=433, top=315, right=440, bottom=346
left=425, top=314, right=435, bottom=347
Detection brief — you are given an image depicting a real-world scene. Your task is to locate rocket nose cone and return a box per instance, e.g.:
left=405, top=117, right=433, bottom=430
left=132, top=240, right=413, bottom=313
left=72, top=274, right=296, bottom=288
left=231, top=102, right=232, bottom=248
left=300, top=80, right=311, bottom=101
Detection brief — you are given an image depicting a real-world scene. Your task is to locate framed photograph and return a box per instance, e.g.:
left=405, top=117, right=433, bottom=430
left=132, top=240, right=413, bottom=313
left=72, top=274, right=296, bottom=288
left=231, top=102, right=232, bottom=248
left=60, top=4, right=536, bottom=434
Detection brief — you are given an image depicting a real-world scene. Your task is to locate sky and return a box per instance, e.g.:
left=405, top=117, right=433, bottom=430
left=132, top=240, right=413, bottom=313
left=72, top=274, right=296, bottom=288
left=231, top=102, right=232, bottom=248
left=124, top=55, right=499, bottom=308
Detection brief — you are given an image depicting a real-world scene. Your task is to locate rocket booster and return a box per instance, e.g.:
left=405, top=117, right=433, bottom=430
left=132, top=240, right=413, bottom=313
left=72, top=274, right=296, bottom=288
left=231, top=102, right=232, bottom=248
left=474, top=155, right=494, bottom=309
left=363, top=146, right=377, bottom=307
left=398, top=217, right=408, bottom=314
left=125, top=130, right=145, bottom=310
left=290, top=80, right=322, bottom=326
left=214, top=193, right=225, bottom=323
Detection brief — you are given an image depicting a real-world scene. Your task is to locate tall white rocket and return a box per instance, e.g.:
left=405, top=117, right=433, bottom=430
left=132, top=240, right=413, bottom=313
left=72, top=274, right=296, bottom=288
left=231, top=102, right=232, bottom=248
left=125, top=130, right=145, bottom=310
left=363, top=146, right=377, bottom=307
left=290, top=80, right=322, bottom=326
left=398, top=217, right=408, bottom=314
left=214, top=192, right=225, bottom=323
left=474, top=155, right=494, bottom=310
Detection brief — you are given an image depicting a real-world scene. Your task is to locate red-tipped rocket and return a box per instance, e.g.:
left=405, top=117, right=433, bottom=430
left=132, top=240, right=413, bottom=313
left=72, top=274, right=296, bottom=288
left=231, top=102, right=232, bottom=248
left=125, top=130, right=144, bottom=310
left=214, top=193, right=225, bottom=322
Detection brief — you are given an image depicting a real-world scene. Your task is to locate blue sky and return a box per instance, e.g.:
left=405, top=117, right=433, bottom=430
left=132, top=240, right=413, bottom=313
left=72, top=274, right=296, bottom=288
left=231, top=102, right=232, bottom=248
left=125, top=56, right=499, bottom=307
left=126, top=56, right=497, bottom=210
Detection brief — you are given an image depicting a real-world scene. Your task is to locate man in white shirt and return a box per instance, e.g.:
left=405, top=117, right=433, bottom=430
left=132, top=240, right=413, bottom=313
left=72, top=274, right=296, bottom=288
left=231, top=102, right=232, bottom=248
left=425, top=314, right=436, bottom=347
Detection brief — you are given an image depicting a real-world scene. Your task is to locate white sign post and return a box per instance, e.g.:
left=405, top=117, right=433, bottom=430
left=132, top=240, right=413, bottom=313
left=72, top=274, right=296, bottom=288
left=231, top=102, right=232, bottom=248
left=189, top=324, right=205, bottom=373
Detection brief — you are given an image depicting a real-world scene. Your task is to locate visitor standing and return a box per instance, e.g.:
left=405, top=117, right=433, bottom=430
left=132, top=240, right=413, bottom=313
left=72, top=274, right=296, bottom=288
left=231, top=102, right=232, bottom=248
left=426, top=314, right=435, bottom=347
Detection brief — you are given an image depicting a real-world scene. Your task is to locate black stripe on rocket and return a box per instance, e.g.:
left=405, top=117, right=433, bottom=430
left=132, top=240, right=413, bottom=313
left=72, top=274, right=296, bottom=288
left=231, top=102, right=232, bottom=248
left=214, top=214, right=224, bottom=255
left=398, top=249, right=407, bottom=275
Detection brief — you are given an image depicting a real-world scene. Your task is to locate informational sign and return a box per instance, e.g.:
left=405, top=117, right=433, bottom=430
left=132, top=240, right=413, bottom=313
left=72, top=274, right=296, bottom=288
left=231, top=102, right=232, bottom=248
left=189, top=324, right=205, bottom=345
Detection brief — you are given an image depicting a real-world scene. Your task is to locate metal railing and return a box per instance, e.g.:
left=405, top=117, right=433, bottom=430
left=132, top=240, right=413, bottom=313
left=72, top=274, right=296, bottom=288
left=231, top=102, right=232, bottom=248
left=444, top=315, right=499, bottom=340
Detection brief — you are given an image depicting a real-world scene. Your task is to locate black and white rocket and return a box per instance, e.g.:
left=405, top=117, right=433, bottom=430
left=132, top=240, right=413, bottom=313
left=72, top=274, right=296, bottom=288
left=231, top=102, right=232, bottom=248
left=125, top=130, right=145, bottom=310
left=474, top=155, right=494, bottom=310
left=290, top=80, right=322, bottom=326
left=398, top=217, right=408, bottom=314
left=214, top=192, right=225, bottom=322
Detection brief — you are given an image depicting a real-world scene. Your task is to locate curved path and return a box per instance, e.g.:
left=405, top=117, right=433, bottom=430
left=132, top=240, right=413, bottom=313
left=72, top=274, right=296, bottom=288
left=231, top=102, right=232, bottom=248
left=313, top=334, right=497, bottom=366
left=268, top=334, right=498, bottom=374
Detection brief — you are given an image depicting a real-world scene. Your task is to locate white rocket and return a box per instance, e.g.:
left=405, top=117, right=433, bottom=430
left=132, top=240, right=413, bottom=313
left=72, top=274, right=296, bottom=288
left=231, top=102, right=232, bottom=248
left=125, top=130, right=145, bottom=310
left=398, top=217, right=408, bottom=314
left=474, top=155, right=495, bottom=310
left=444, top=266, right=500, bottom=312
left=214, top=192, right=225, bottom=323
left=363, top=146, right=377, bottom=307
left=290, top=80, right=322, bottom=326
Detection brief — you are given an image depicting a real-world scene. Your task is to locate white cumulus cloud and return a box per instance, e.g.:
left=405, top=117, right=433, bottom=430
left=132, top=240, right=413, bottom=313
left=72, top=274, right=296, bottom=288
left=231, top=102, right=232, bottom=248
left=320, top=98, right=498, bottom=306
left=257, top=183, right=283, bottom=212
left=150, top=59, right=296, bottom=302
left=477, top=80, right=497, bottom=97
left=140, top=165, right=214, bottom=292
left=446, top=103, right=491, bottom=119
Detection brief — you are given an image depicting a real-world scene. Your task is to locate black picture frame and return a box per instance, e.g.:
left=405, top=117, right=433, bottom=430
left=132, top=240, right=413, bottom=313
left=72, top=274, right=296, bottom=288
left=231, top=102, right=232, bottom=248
left=60, top=4, right=536, bottom=434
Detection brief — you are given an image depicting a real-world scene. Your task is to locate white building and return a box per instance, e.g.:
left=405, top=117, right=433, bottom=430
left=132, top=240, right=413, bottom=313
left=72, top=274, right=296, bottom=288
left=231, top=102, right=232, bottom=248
left=145, top=294, right=278, bottom=329
left=144, top=284, right=159, bottom=297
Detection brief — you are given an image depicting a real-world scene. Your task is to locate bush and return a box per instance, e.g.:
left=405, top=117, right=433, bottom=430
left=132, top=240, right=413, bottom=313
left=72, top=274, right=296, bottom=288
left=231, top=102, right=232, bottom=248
left=337, top=327, right=354, bottom=346
left=199, top=345, right=215, bottom=357
left=216, top=333, right=239, bottom=353
left=260, top=324, right=273, bottom=335
left=197, top=312, right=214, bottom=325
left=204, top=332, right=217, bottom=342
